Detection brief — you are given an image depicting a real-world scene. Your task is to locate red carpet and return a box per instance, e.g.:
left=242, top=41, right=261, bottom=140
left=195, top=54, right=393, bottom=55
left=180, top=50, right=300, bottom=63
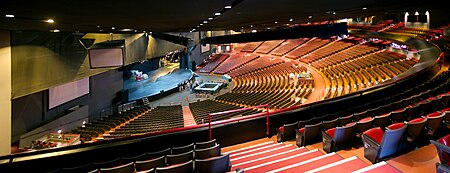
left=244, top=150, right=324, bottom=173
left=305, top=156, right=369, bottom=173
left=231, top=145, right=297, bottom=163
left=352, top=162, right=402, bottom=173
left=268, top=153, right=344, bottom=173
left=230, top=143, right=282, bottom=159
left=227, top=141, right=274, bottom=155
left=231, top=148, right=309, bottom=170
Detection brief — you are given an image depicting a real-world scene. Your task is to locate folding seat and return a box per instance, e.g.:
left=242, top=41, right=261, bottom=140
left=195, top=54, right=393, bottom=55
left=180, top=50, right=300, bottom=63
left=355, top=117, right=374, bottom=138
left=379, top=103, right=392, bottom=115
left=405, top=117, right=427, bottom=143
left=366, top=107, right=380, bottom=118
left=373, top=113, right=391, bottom=129
left=195, top=145, right=221, bottom=159
left=195, top=154, right=231, bottom=173
left=195, top=139, right=217, bottom=150
left=62, top=163, right=93, bottom=173
left=362, top=123, right=407, bottom=163
left=338, top=114, right=354, bottom=126
left=276, top=121, right=298, bottom=142
left=322, top=123, right=356, bottom=153
left=135, top=156, right=165, bottom=172
left=155, top=160, right=193, bottom=173
left=121, top=153, right=147, bottom=163
left=93, top=158, right=121, bottom=170
left=436, top=163, right=450, bottom=173
left=431, top=134, right=450, bottom=169
left=172, top=143, right=195, bottom=155
left=390, top=109, right=406, bottom=123
left=426, top=112, right=445, bottom=137
left=322, top=118, right=338, bottom=131
left=296, top=122, right=322, bottom=147
left=99, top=162, right=134, bottom=173
left=166, top=150, right=194, bottom=166
left=404, top=104, right=420, bottom=120
left=353, top=111, right=367, bottom=122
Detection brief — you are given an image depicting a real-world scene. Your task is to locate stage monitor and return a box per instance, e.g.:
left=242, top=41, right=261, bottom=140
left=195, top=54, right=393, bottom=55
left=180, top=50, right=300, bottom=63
left=49, top=77, right=90, bottom=109
left=88, top=40, right=125, bottom=68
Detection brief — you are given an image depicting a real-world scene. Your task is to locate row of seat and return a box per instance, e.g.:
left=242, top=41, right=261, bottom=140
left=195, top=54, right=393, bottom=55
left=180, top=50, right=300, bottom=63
left=198, top=54, right=230, bottom=73
left=285, top=38, right=332, bottom=59
left=299, top=40, right=357, bottom=64
left=309, top=43, right=380, bottom=69
left=270, top=38, right=310, bottom=56
left=227, top=55, right=285, bottom=77
left=239, top=42, right=264, bottom=52
left=212, top=53, right=259, bottom=74
left=189, top=100, right=260, bottom=124
left=254, top=39, right=286, bottom=54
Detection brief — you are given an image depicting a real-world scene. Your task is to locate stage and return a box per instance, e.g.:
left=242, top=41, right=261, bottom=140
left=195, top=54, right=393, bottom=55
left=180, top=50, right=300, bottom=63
left=125, top=65, right=194, bottom=101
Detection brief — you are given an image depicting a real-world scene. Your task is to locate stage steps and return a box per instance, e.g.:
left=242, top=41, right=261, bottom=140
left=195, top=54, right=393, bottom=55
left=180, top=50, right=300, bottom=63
left=224, top=139, right=401, bottom=173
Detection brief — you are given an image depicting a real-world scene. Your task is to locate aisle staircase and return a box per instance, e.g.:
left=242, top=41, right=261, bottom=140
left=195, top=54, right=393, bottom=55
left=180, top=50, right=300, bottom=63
left=225, top=141, right=401, bottom=173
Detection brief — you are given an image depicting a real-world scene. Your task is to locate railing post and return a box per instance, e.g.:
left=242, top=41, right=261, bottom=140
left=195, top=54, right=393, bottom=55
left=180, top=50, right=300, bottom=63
left=266, top=104, right=269, bottom=136
left=208, top=113, right=212, bottom=141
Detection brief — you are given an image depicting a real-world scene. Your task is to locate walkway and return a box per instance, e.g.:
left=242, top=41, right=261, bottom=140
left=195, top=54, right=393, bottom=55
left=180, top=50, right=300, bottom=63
left=182, top=106, right=197, bottom=127
left=302, top=64, right=327, bottom=104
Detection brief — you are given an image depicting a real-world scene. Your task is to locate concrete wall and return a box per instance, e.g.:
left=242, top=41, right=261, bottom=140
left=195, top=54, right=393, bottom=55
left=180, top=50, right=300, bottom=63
left=0, top=30, right=12, bottom=155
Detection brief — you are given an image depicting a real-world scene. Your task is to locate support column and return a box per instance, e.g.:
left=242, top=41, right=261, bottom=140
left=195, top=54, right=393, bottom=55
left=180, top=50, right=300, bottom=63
left=0, top=30, right=11, bottom=155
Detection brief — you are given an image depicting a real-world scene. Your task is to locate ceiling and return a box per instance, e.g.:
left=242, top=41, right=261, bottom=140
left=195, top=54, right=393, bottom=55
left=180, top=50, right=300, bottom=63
left=0, top=0, right=443, bottom=33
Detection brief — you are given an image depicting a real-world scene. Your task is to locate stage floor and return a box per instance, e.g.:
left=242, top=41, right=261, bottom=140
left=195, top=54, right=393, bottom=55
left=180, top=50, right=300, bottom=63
left=125, top=63, right=194, bottom=101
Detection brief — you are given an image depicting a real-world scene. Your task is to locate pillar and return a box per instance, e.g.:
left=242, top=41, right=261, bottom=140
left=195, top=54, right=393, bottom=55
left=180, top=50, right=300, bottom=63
left=0, top=30, right=11, bottom=155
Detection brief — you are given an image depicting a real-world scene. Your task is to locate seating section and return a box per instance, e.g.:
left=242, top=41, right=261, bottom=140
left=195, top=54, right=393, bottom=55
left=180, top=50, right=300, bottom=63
left=106, top=105, right=184, bottom=138
left=189, top=100, right=261, bottom=124
left=216, top=62, right=313, bottom=110
left=71, top=105, right=150, bottom=141
left=299, top=40, right=357, bottom=63
left=271, top=38, right=310, bottom=56
left=199, top=54, right=230, bottom=73
left=51, top=139, right=229, bottom=173
left=227, top=55, right=285, bottom=77
left=285, top=38, right=332, bottom=59
left=225, top=141, right=400, bottom=173
left=255, top=40, right=286, bottom=54
left=347, top=20, right=394, bottom=32
left=383, top=25, right=443, bottom=39
left=240, top=42, right=264, bottom=52
left=213, top=53, right=260, bottom=74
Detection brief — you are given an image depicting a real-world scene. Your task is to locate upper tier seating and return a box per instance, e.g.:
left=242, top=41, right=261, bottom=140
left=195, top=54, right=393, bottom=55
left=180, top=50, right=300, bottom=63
left=299, top=40, right=357, bottom=63
left=240, top=42, right=264, bottom=52
left=347, top=20, right=394, bottom=32
left=189, top=100, right=260, bottom=124
left=227, top=55, right=284, bottom=77
left=271, top=38, right=310, bottom=56
left=199, top=54, right=230, bottom=73
left=213, top=53, right=259, bottom=74
left=285, top=38, right=331, bottom=59
left=106, top=105, right=184, bottom=138
left=254, top=40, right=285, bottom=54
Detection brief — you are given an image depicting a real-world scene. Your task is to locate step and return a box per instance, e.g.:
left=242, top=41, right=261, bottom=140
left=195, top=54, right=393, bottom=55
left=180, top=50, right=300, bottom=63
left=243, top=149, right=324, bottom=173
left=305, top=156, right=369, bottom=173
left=266, top=153, right=344, bottom=173
left=229, top=143, right=283, bottom=159
left=225, top=141, right=274, bottom=155
left=231, top=144, right=297, bottom=163
left=231, top=147, right=308, bottom=170
left=352, top=161, right=401, bottom=173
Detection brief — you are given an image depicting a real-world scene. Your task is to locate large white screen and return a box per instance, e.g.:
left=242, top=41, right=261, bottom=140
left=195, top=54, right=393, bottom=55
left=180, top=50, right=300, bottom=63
left=49, top=77, right=89, bottom=109
left=89, top=48, right=124, bottom=68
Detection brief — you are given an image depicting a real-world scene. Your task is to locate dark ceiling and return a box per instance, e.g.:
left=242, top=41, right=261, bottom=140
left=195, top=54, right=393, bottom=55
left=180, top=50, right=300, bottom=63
left=0, top=0, right=444, bottom=33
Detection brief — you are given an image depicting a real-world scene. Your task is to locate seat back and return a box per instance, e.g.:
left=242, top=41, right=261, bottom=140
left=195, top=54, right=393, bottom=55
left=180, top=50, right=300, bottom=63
left=93, top=158, right=121, bottom=170
left=366, top=107, right=380, bottom=118
left=333, top=124, right=356, bottom=148
left=303, top=122, right=322, bottom=145
left=166, top=150, right=194, bottom=165
left=135, top=156, right=165, bottom=172
left=99, top=162, right=134, bottom=173
left=62, top=163, right=93, bottom=173
left=147, top=148, right=171, bottom=159
left=281, top=122, right=298, bottom=141
left=353, top=111, right=367, bottom=122
left=378, top=123, right=407, bottom=158
left=172, top=143, right=195, bottom=155
left=155, top=160, right=193, bottom=173
left=390, top=109, right=405, bottom=123
left=121, top=153, right=147, bottom=163
left=195, top=154, right=231, bottom=173
left=355, top=117, right=374, bottom=135
left=374, top=114, right=390, bottom=129
left=431, top=134, right=450, bottom=166
left=427, top=112, right=445, bottom=133
left=195, top=145, right=221, bottom=159
left=195, top=139, right=217, bottom=150
left=322, top=118, right=338, bottom=131
left=406, top=117, right=427, bottom=142
left=338, top=115, right=353, bottom=126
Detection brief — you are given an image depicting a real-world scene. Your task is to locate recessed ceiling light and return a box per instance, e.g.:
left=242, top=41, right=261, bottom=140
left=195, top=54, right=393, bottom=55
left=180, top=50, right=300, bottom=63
left=215, top=12, right=221, bottom=16
left=250, top=25, right=253, bottom=27
left=308, top=15, right=313, bottom=19
left=121, top=28, right=133, bottom=31
left=274, top=21, right=278, bottom=24
left=46, top=19, right=55, bottom=23
left=362, top=7, right=367, bottom=10
left=289, top=18, right=293, bottom=22
left=99, top=29, right=103, bottom=32
left=5, top=14, right=14, bottom=18
left=415, top=11, right=419, bottom=15
left=332, top=12, right=336, bottom=15
left=225, top=5, right=232, bottom=9
left=111, top=26, right=115, bottom=30
left=134, top=30, right=137, bottom=32
left=208, top=17, right=213, bottom=20
left=51, top=29, right=60, bottom=32
left=197, top=25, right=200, bottom=27
left=203, top=21, right=208, bottom=24
left=200, top=23, right=204, bottom=26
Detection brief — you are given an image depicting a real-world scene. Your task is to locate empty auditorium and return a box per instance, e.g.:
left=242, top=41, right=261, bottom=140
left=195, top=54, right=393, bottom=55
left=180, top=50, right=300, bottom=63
left=1, top=0, right=450, bottom=172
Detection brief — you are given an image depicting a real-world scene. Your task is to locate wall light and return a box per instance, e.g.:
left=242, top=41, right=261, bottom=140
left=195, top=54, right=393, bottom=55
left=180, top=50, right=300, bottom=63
left=5, top=14, right=15, bottom=18
left=46, top=19, right=55, bottom=23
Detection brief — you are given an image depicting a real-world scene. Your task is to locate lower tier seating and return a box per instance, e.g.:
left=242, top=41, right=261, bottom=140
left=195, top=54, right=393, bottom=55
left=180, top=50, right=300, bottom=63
left=189, top=100, right=261, bottom=124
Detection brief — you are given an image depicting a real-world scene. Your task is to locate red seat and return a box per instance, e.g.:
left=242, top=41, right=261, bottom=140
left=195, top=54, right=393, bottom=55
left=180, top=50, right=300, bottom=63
left=406, top=117, right=427, bottom=143
left=362, top=123, right=407, bottom=163
left=431, top=134, right=450, bottom=168
left=322, top=123, right=356, bottom=153
left=387, top=123, right=405, bottom=130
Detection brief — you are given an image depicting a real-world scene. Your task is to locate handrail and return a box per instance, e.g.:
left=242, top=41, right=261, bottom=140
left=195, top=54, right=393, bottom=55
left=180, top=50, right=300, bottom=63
left=208, top=104, right=269, bottom=140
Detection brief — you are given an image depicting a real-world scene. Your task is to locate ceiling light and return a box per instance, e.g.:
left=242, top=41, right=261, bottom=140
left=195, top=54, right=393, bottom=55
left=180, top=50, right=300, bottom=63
left=99, top=29, right=103, bottom=32
left=203, top=21, right=208, bottom=24
left=308, top=15, right=313, bottom=19
left=225, top=5, right=232, bottom=9
left=46, top=19, right=55, bottom=23
left=215, top=12, right=221, bottom=16
left=97, top=25, right=101, bottom=28
left=5, top=14, right=14, bottom=18
left=111, top=26, right=115, bottom=29
left=251, top=30, right=257, bottom=33
left=57, top=129, right=62, bottom=134
left=289, top=18, right=293, bottom=22
left=197, top=25, right=200, bottom=27
left=200, top=23, right=204, bottom=26
left=415, top=11, right=419, bottom=15
left=134, top=30, right=137, bottom=32
left=250, top=25, right=253, bottom=27
left=120, top=28, right=133, bottom=31
left=51, top=29, right=60, bottom=32
left=208, top=17, right=213, bottom=20
left=362, top=7, right=367, bottom=10
left=274, top=21, right=278, bottom=24
left=332, top=12, right=336, bottom=15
